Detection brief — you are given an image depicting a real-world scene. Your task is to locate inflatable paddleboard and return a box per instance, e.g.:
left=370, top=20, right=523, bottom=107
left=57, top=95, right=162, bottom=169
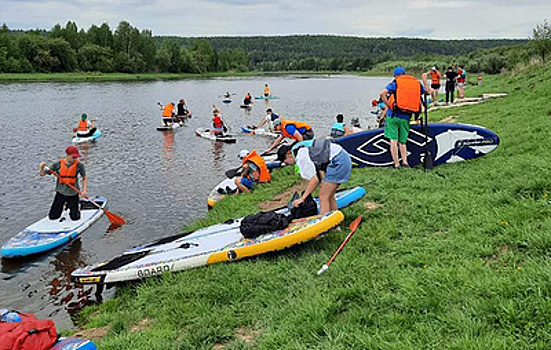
left=53, top=338, right=97, bottom=350
left=240, top=104, right=253, bottom=109
left=195, top=128, right=237, bottom=143
left=241, top=125, right=280, bottom=138
left=1, top=197, right=107, bottom=258
left=254, top=95, right=279, bottom=100
left=222, top=98, right=232, bottom=103
left=72, top=211, right=343, bottom=285
left=71, top=129, right=101, bottom=144
left=157, top=122, right=182, bottom=131
left=335, top=123, right=499, bottom=168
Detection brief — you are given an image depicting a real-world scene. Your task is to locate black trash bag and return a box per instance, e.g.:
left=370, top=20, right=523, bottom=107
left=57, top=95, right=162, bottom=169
left=240, top=212, right=291, bottom=239
left=290, top=194, right=318, bottom=220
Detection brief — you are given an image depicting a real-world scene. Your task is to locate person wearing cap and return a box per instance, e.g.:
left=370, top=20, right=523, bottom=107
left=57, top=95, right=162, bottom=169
left=277, top=140, right=351, bottom=214
left=265, top=118, right=314, bottom=154
left=423, top=67, right=441, bottom=104
left=75, top=113, right=97, bottom=137
left=255, top=108, right=280, bottom=131
left=380, top=66, right=425, bottom=169
left=39, top=146, right=87, bottom=221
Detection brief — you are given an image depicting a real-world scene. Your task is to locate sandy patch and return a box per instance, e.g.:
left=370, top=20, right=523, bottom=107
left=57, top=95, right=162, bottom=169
left=213, top=327, right=261, bottom=349
left=439, top=116, right=458, bottom=123
left=364, top=201, right=383, bottom=210
left=73, top=325, right=109, bottom=340
left=258, top=182, right=307, bottom=211
left=130, top=318, right=151, bottom=333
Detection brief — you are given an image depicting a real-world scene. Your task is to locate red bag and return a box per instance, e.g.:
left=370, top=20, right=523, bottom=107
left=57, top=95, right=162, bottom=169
left=0, top=312, right=57, bottom=350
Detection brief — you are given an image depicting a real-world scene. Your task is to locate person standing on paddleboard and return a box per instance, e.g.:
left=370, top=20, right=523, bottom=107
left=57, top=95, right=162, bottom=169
left=380, top=66, right=425, bottom=169
left=264, top=83, right=270, bottom=97
left=277, top=140, right=352, bottom=214
left=39, top=146, right=87, bottom=221
left=264, top=118, right=314, bottom=154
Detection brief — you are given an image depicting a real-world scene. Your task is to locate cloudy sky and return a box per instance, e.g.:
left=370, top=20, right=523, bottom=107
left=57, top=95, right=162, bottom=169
left=1, top=0, right=548, bottom=38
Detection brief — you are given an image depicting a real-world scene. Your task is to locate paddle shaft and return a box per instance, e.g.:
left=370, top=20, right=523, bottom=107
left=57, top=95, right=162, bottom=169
left=44, top=166, right=101, bottom=210
left=326, top=216, right=363, bottom=267
left=422, top=95, right=433, bottom=170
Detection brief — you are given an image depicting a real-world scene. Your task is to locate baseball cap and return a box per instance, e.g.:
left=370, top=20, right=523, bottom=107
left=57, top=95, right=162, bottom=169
left=394, top=66, right=406, bottom=76
left=371, top=99, right=378, bottom=106
left=66, top=146, right=81, bottom=158
left=431, top=66, right=437, bottom=71
left=238, top=149, right=250, bottom=159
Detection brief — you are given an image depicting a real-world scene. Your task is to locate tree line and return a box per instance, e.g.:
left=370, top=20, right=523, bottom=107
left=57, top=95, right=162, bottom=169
left=1, top=20, right=548, bottom=75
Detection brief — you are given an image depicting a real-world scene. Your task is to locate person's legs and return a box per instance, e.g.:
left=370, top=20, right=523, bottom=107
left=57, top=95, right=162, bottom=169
left=384, top=117, right=400, bottom=167
left=450, top=87, right=455, bottom=103
left=48, top=192, right=66, bottom=220
left=66, top=195, right=81, bottom=220
left=319, top=182, right=339, bottom=214
left=445, top=88, right=451, bottom=103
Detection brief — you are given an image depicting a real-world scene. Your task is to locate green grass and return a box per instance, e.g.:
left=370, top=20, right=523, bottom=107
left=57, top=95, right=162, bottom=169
left=75, top=64, right=551, bottom=349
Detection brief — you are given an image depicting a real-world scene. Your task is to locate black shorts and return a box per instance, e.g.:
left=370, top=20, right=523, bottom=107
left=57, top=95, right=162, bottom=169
left=431, top=84, right=441, bottom=90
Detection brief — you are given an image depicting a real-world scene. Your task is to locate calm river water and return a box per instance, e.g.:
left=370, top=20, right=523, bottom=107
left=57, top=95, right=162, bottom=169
left=0, top=75, right=389, bottom=328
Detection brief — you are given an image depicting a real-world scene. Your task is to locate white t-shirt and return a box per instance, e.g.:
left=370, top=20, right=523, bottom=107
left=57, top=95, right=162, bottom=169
left=295, top=143, right=343, bottom=181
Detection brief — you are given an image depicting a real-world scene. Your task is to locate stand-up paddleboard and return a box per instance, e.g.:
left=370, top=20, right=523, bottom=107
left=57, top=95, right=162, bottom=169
left=71, top=129, right=102, bottom=144
left=73, top=211, right=342, bottom=285
left=157, top=122, right=183, bottom=131
left=195, top=128, right=237, bottom=143
left=222, top=98, right=232, bottom=103
left=72, top=187, right=364, bottom=285
left=336, top=123, right=499, bottom=167
left=240, top=104, right=253, bottom=109
left=241, top=125, right=279, bottom=138
left=53, top=338, right=97, bottom=350
left=1, top=197, right=107, bottom=258
left=254, top=95, right=279, bottom=100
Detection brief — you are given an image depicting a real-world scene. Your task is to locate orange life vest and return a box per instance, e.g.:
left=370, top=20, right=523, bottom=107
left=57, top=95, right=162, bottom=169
left=430, top=71, right=441, bottom=84
left=162, top=104, right=174, bottom=118
left=242, top=150, right=271, bottom=183
left=245, top=93, right=251, bottom=99
left=59, top=159, right=79, bottom=186
left=389, top=75, right=422, bottom=114
left=264, top=86, right=269, bottom=95
left=213, top=116, right=224, bottom=129
left=77, top=120, right=88, bottom=132
left=280, top=120, right=312, bottom=140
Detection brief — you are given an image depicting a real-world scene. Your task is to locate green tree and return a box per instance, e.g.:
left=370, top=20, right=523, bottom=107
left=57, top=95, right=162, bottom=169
left=531, top=20, right=551, bottom=63
left=78, top=43, right=114, bottom=72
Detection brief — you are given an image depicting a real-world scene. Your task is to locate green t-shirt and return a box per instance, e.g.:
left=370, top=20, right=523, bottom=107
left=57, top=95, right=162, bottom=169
left=49, top=160, right=86, bottom=196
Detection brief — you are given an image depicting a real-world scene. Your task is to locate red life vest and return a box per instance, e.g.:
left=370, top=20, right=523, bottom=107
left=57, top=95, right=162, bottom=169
left=77, top=120, right=88, bottom=132
left=242, top=151, right=270, bottom=183
left=212, top=116, right=224, bottom=129
left=389, top=75, right=422, bottom=114
left=59, top=159, right=79, bottom=186
left=0, top=312, right=58, bottom=350
left=280, top=120, right=312, bottom=140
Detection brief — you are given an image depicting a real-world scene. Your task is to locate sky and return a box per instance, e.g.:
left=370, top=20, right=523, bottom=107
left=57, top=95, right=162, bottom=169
left=1, top=0, right=548, bottom=39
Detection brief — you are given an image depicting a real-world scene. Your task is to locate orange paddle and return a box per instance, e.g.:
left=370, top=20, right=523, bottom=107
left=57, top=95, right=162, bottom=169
left=317, top=215, right=363, bottom=275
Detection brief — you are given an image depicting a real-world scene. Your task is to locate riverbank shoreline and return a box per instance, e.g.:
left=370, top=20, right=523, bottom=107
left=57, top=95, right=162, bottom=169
left=73, top=65, right=551, bottom=348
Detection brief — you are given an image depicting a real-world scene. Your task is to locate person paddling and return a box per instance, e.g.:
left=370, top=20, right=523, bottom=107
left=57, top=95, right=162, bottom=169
left=210, top=110, right=227, bottom=136
left=175, top=99, right=191, bottom=123
left=265, top=118, right=314, bottom=153
left=75, top=113, right=97, bottom=138
left=243, top=93, right=253, bottom=106
left=162, top=102, right=175, bottom=126
left=277, top=140, right=352, bottom=214
left=39, top=146, right=87, bottom=221
left=264, top=84, right=270, bottom=97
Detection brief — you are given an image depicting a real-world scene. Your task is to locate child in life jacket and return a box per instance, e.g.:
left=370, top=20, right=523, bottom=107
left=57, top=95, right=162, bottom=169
left=330, top=114, right=349, bottom=139
left=210, top=110, right=226, bottom=135
left=75, top=113, right=97, bottom=137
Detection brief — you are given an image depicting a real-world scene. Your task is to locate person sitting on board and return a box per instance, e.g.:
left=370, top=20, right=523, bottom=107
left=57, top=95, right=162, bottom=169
left=175, top=99, right=191, bottom=124
left=74, top=113, right=97, bottom=138
left=39, top=146, right=87, bottom=221
left=380, top=66, right=425, bottom=169
left=350, top=117, right=362, bottom=133
left=210, top=110, right=227, bottom=136
left=264, top=118, right=315, bottom=153
left=243, top=93, right=253, bottom=106
left=255, top=108, right=280, bottom=131
left=330, top=114, right=349, bottom=139
left=162, top=102, right=175, bottom=126
left=277, top=139, right=352, bottom=214
left=223, top=92, right=231, bottom=98
left=234, top=151, right=271, bottom=193
left=264, top=83, right=270, bottom=97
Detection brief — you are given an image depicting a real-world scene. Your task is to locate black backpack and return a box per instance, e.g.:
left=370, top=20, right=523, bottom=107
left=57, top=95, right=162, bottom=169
left=240, top=212, right=291, bottom=239
left=290, top=194, right=318, bottom=220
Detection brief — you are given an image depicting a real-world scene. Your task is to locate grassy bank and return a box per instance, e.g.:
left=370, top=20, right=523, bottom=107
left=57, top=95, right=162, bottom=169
left=75, top=64, right=551, bottom=349
left=0, top=70, right=358, bottom=83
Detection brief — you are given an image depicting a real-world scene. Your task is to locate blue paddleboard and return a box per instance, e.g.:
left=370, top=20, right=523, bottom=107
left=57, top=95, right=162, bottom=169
left=335, top=123, right=499, bottom=167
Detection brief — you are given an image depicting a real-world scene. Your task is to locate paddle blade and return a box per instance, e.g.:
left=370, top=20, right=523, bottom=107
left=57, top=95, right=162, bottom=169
left=104, top=209, right=126, bottom=226
left=349, top=215, right=363, bottom=232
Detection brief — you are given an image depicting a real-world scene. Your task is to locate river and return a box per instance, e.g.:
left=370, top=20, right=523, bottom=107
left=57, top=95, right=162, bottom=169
left=0, top=75, right=389, bottom=328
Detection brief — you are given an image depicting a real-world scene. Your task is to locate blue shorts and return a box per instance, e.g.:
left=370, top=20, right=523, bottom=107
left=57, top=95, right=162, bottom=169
left=240, top=177, right=254, bottom=189
left=324, top=150, right=352, bottom=184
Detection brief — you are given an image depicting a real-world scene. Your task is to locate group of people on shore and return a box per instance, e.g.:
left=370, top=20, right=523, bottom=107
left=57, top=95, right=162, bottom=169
left=423, top=65, right=468, bottom=104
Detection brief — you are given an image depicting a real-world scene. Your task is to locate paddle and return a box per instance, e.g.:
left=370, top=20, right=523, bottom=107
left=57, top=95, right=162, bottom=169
left=422, top=94, right=434, bottom=170
left=317, top=215, right=363, bottom=275
left=44, top=166, right=126, bottom=226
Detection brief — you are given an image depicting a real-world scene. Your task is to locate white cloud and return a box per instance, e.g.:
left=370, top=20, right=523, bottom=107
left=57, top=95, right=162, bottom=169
left=0, top=0, right=548, bottom=38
